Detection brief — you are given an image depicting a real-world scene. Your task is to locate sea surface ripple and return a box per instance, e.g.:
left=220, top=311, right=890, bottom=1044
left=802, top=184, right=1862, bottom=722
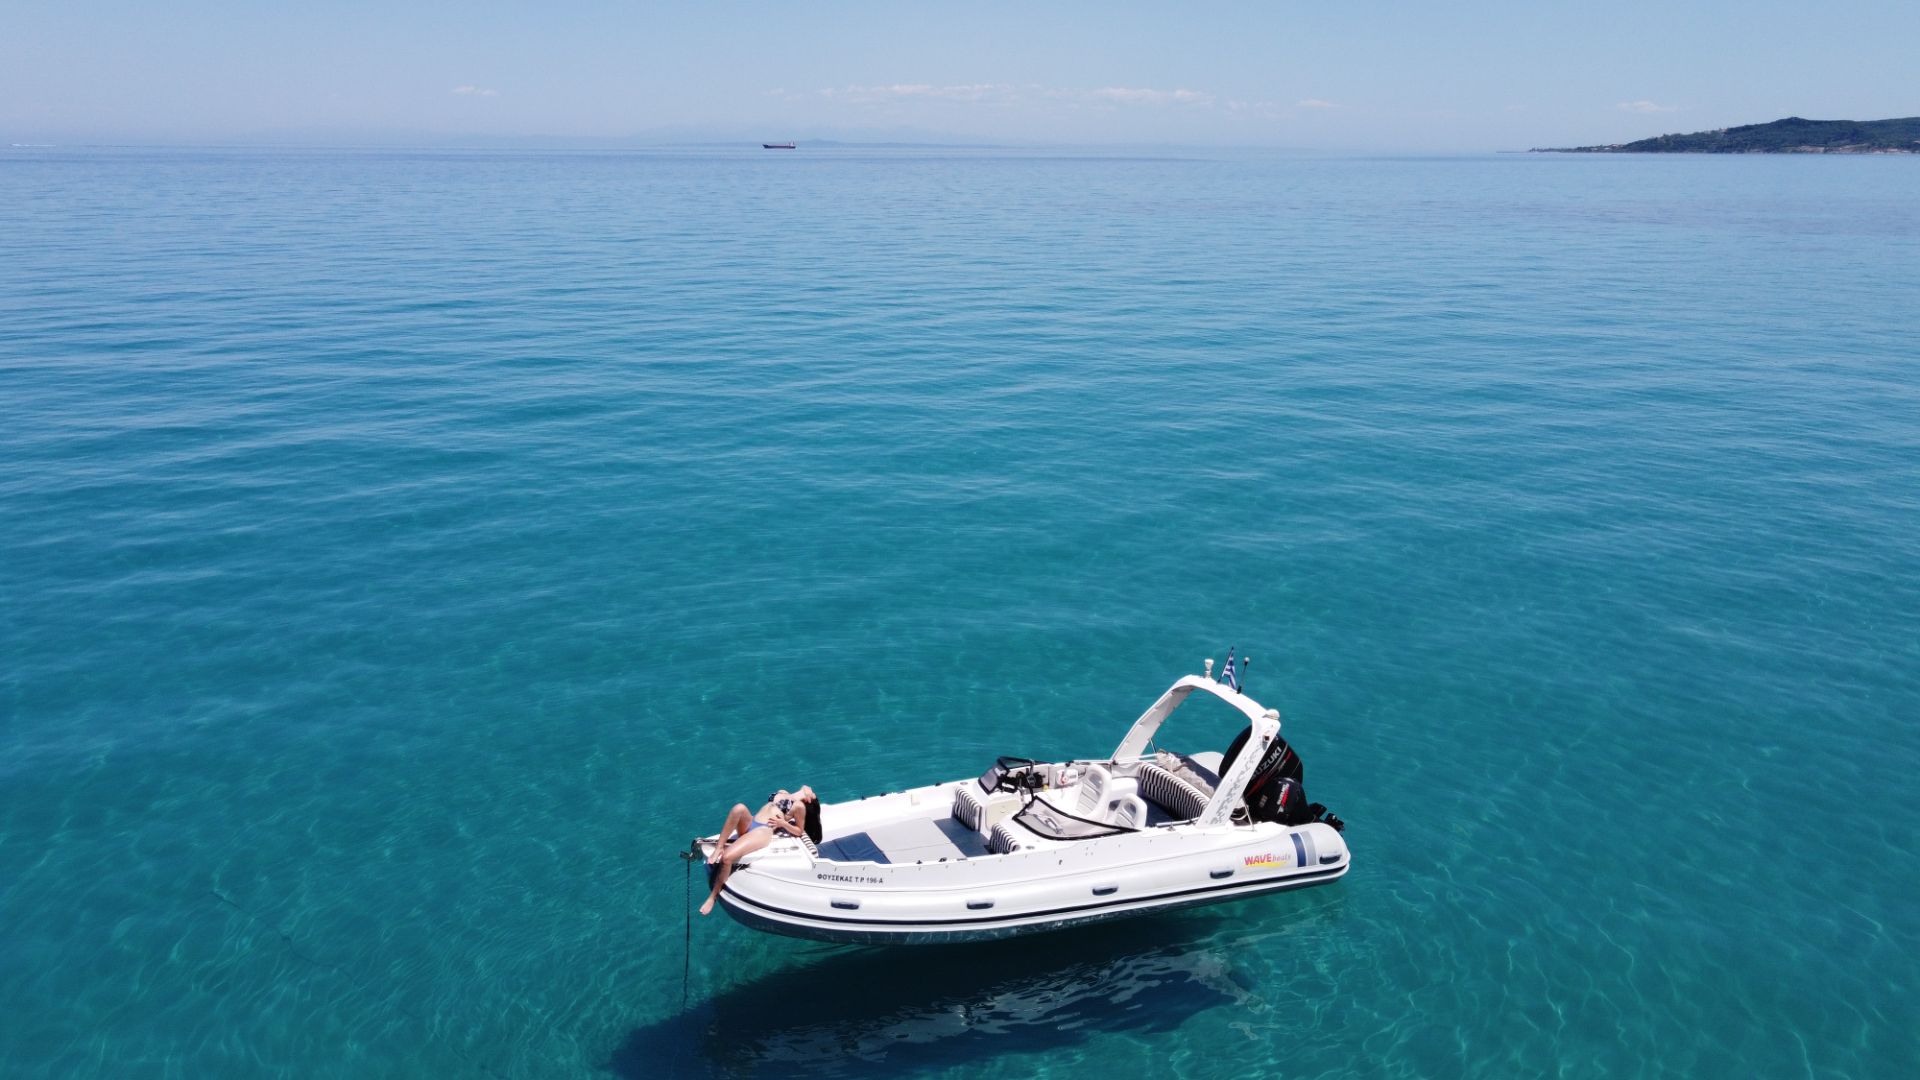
left=2, top=147, right=1917, bottom=1078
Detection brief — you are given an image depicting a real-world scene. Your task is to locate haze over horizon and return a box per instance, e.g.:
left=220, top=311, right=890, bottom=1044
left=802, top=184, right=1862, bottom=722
left=7, top=0, right=1917, bottom=151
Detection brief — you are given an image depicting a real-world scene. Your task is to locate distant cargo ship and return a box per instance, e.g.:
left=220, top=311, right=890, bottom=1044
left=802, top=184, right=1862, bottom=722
left=762, top=142, right=797, bottom=150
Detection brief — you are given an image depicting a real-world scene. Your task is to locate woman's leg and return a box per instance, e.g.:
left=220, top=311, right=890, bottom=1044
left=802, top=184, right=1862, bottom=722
left=699, top=825, right=774, bottom=915
left=708, top=804, right=752, bottom=864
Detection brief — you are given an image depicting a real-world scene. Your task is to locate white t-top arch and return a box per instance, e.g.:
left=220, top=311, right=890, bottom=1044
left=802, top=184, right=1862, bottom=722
left=1110, top=675, right=1285, bottom=826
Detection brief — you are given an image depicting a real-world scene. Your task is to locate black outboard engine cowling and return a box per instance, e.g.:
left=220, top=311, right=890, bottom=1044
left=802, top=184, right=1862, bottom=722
left=1257, top=775, right=1314, bottom=826
left=1221, top=726, right=1303, bottom=788
left=1222, top=725, right=1334, bottom=828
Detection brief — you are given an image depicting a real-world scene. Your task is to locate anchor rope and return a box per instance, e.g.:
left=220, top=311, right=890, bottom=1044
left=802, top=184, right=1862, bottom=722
left=682, top=846, right=694, bottom=1011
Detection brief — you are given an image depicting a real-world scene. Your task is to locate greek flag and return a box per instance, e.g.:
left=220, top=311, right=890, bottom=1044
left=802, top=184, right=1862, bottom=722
left=1221, top=647, right=1240, bottom=692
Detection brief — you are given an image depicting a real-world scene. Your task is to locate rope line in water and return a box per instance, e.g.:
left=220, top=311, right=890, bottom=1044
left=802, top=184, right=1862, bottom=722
left=683, top=849, right=693, bottom=1011
left=680, top=841, right=707, bottom=1013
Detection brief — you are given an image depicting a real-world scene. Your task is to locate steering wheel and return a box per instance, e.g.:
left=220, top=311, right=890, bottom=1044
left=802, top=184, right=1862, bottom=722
left=992, top=756, right=1042, bottom=793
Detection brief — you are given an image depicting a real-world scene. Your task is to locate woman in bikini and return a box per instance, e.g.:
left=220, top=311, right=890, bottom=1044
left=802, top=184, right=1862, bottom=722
left=700, top=785, right=819, bottom=915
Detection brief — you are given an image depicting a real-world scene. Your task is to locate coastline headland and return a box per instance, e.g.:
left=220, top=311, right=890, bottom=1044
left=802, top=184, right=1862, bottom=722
left=1534, top=116, right=1920, bottom=153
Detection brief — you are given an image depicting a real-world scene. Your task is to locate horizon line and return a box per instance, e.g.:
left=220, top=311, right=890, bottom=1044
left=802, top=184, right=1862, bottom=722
left=5, top=137, right=1514, bottom=155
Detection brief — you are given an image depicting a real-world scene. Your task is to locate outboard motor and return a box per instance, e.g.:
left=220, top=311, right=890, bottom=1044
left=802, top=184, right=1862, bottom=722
left=1222, top=726, right=1302, bottom=798
left=1222, top=726, right=1342, bottom=830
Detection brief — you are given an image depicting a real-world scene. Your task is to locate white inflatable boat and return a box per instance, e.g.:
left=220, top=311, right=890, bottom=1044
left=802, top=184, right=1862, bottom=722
left=694, top=658, right=1349, bottom=945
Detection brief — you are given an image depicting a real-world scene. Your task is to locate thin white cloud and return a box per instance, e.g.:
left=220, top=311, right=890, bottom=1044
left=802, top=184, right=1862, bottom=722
left=1616, top=99, right=1677, bottom=114
left=926, top=83, right=1013, bottom=102
left=1296, top=98, right=1339, bottom=109
left=816, top=84, right=1215, bottom=108
left=1089, top=87, right=1214, bottom=107
left=451, top=85, right=498, bottom=97
left=821, top=83, right=1017, bottom=104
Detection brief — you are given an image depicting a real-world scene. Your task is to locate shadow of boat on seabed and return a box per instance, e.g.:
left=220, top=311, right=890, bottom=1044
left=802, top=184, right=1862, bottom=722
left=607, top=917, right=1252, bottom=1078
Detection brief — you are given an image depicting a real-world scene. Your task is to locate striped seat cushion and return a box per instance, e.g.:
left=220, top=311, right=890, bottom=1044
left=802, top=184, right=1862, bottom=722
left=952, top=783, right=991, bottom=832
left=987, top=820, right=1023, bottom=854
left=1138, top=763, right=1209, bottom=821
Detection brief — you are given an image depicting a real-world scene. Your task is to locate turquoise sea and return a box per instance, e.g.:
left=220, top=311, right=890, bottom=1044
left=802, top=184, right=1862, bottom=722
left=3, top=146, right=1917, bottom=1078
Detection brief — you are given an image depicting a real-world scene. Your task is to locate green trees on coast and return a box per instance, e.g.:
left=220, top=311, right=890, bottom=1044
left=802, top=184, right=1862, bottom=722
left=1537, top=116, right=1920, bottom=153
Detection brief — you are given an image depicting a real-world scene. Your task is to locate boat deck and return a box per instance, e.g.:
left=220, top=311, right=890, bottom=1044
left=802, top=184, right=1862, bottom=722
left=818, top=816, right=990, bottom=864
left=811, top=750, right=1229, bottom=865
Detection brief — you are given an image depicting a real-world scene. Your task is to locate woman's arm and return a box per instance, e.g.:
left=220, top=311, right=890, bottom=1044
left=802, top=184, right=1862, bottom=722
left=773, top=804, right=807, bottom=837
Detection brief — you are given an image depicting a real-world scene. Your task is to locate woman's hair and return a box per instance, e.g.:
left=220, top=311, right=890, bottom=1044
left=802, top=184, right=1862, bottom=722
left=802, top=794, right=822, bottom=845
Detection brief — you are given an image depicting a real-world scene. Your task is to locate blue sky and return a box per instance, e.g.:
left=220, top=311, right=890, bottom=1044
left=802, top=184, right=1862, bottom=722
left=7, top=1, right=1917, bottom=149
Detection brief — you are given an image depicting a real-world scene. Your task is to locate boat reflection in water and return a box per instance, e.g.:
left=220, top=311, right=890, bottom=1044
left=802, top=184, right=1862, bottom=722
left=609, top=917, right=1250, bottom=1078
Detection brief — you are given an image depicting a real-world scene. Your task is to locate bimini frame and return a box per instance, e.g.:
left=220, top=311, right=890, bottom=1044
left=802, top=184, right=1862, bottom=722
left=1109, top=673, right=1282, bottom=827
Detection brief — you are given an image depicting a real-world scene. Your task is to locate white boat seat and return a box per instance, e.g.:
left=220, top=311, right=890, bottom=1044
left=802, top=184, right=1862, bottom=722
left=1110, top=793, right=1149, bottom=831
left=1073, top=764, right=1114, bottom=819
left=952, top=782, right=991, bottom=831
left=952, top=781, right=1021, bottom=834
left=1090, top=776, right=1144, bottom=826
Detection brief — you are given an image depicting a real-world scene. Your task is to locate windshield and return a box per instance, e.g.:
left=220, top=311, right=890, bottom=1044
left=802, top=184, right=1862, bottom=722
left=1008, top=795, right=1132, bottom=841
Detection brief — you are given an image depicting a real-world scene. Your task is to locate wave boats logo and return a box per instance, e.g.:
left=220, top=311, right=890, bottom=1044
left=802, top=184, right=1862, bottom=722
left=1244, top=851, right=1291, bottom=869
